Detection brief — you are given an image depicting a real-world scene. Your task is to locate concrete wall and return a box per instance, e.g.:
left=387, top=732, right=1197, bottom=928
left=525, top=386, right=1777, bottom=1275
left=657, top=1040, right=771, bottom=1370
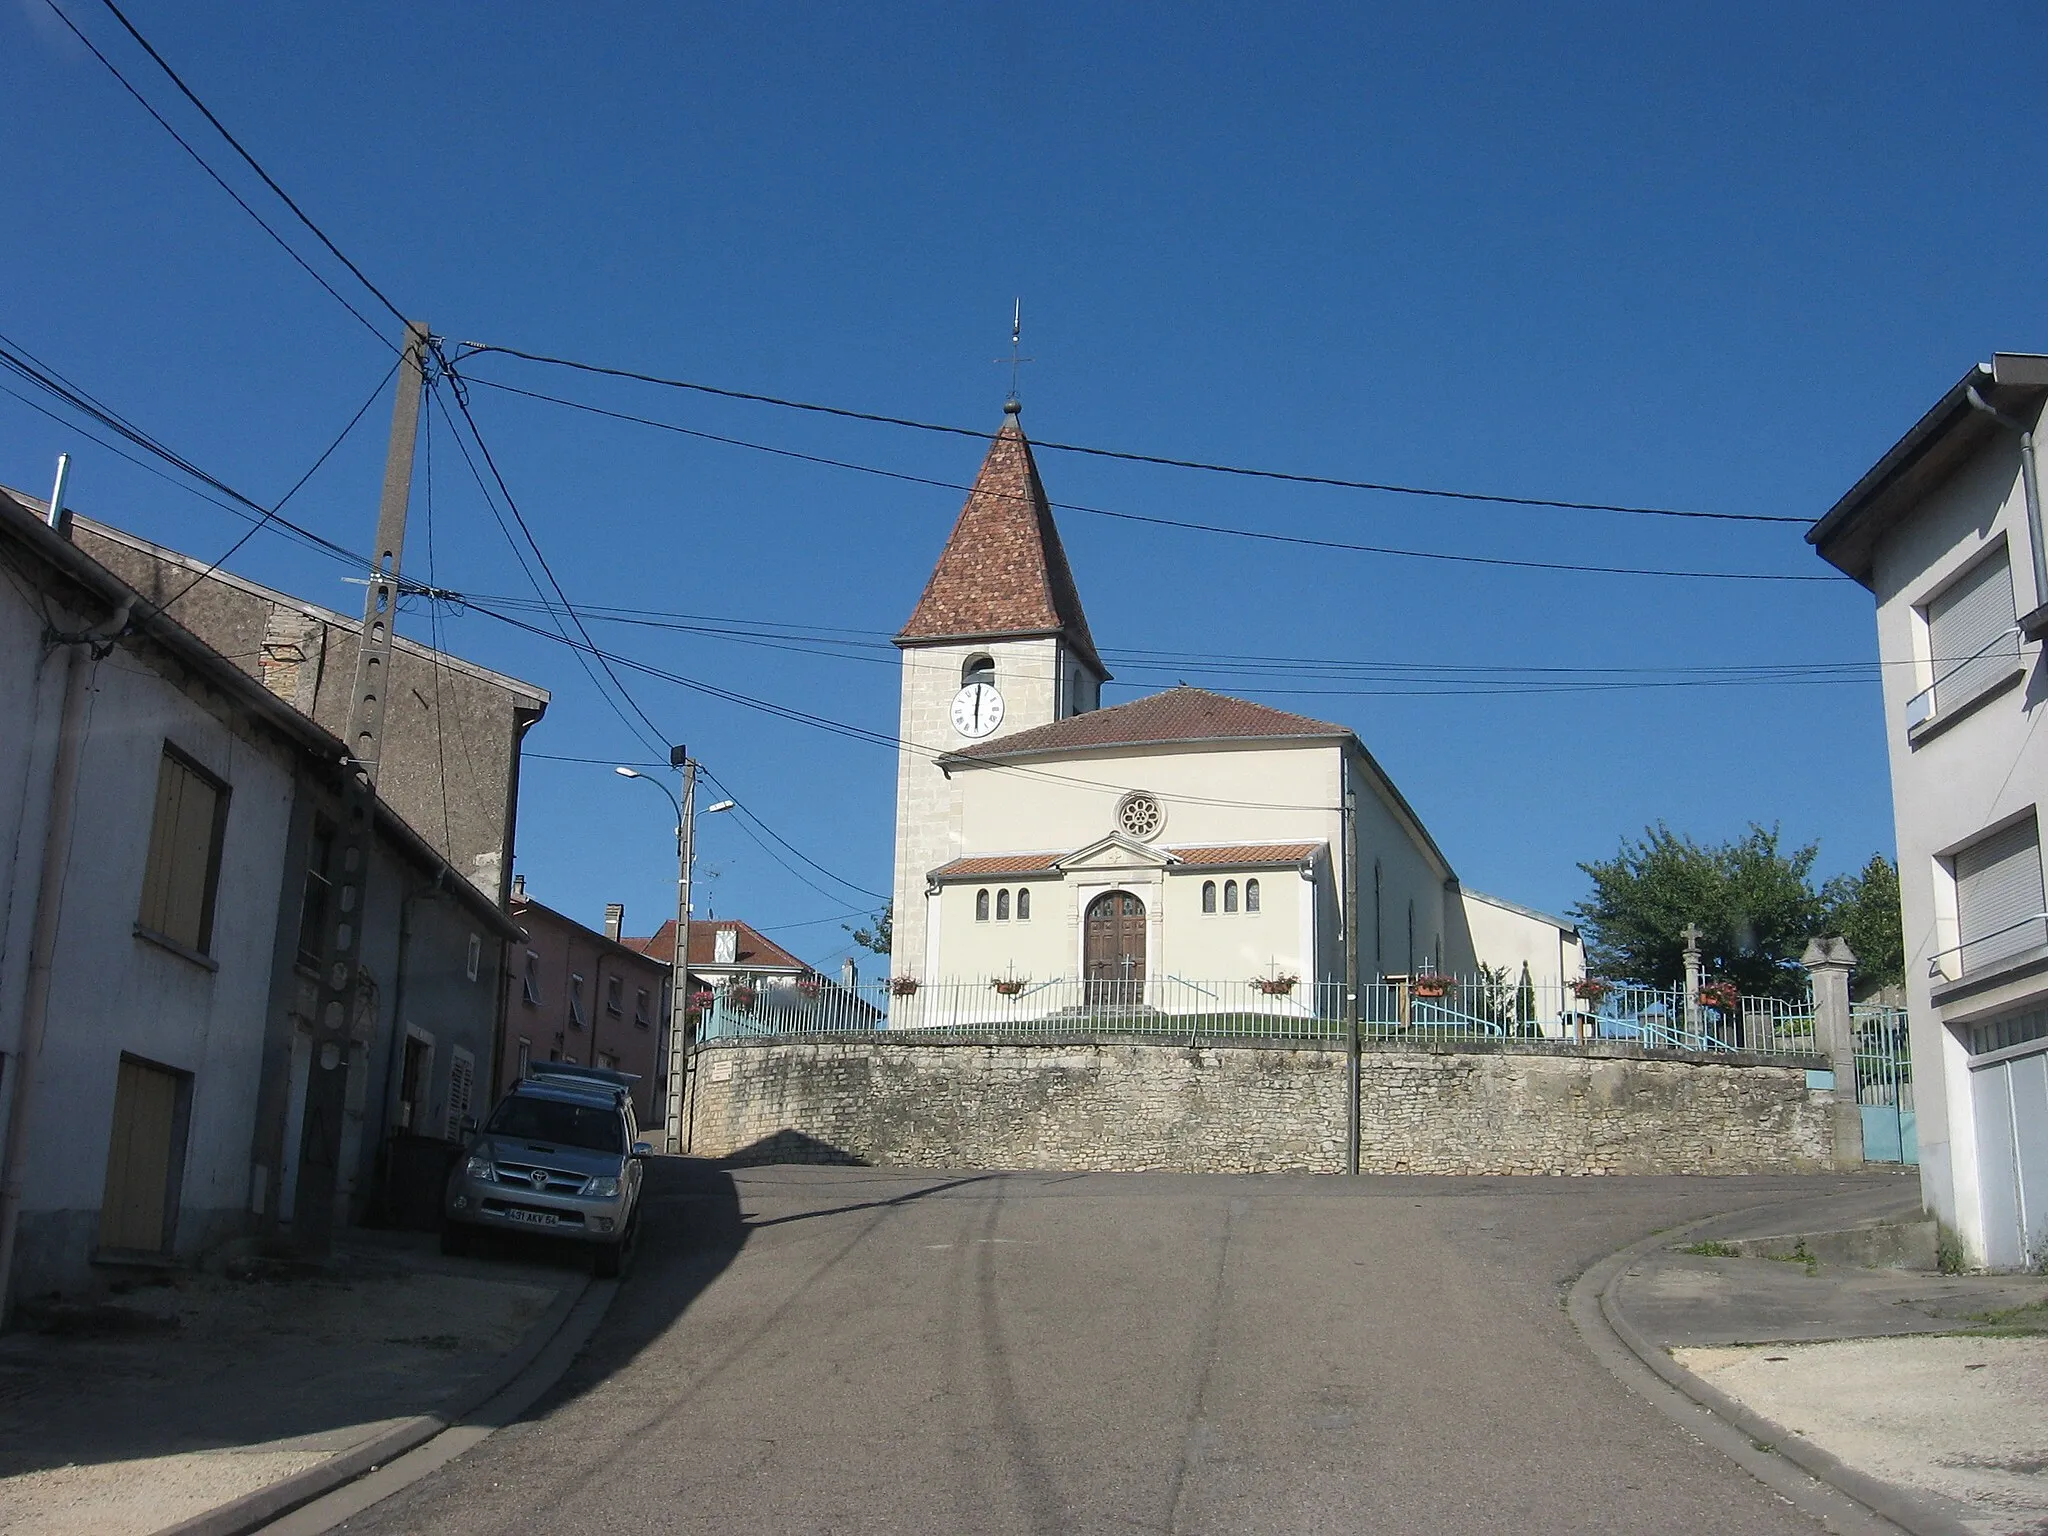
left=892, top=636, right=1075, bottom=978
left=73, top=521, right=546, bottom=905
left=684, top=1037, right=1835, bottom=1176
left=1448, top=890, right=1586, bottom=993
left=1863, top=392, right=2048, bottom=1264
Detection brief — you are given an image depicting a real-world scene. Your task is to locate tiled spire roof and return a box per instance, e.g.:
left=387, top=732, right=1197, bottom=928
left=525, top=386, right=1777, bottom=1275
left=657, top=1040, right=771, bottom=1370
left=896, top=405, right=1104, bottom=676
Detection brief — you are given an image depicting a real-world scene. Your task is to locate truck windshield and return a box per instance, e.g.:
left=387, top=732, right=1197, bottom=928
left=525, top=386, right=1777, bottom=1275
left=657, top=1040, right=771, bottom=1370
left=487, top=1095, right=624, bottom=1153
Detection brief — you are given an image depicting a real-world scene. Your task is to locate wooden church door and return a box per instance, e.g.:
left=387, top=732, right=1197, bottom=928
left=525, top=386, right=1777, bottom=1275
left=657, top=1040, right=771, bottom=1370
left=1084, top=891, right=1146, bottom=1006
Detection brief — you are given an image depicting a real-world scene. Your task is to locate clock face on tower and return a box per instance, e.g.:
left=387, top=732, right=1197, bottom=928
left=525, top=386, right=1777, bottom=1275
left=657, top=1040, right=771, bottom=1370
left=951, top=681, right=1005, bottom=739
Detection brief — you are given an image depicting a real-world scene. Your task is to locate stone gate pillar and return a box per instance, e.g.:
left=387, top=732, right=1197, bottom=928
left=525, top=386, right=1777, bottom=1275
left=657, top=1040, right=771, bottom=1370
left=1801, top=936, right=1864, bottom=1169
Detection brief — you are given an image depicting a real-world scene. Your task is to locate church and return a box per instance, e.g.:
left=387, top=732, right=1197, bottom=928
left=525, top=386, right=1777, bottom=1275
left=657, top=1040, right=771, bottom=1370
left=888, top=401, right=1581, bottom=1013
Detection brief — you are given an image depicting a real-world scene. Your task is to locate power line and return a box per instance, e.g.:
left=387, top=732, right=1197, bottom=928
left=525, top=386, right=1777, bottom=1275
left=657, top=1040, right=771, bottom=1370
left=458, top=373, right=1837, bottom=584
left=152, top=359, right=399, bottom=615
left=0, top=330, right=384, bottom=570
left=465, top=344, right=1815, bottom=526
left=84, top=0, right=410, bottom=332
left=40, top=0, right=396, bottom=350
left=697, top=765, right=891, bottom=902
left=428, top=386, right=672, bottom=762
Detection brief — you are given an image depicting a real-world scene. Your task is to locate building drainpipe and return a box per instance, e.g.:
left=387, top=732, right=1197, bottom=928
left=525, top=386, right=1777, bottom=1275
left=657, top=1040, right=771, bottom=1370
left=1966, top=385, right=2048, bottom=620
left=0, top=596, right=130, bottom=1327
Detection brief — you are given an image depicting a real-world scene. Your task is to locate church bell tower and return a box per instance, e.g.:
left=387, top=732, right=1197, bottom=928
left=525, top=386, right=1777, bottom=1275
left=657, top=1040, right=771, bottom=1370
left=888, top=401, right=1107, bottom=977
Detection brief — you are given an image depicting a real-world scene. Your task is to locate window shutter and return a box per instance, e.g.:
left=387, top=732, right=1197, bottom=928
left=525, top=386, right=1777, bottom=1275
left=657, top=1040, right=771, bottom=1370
left=1930, top=552, right=2018, bottom=710
left=447, top=1048, right=475, bottom=1139
left=1957, top=817, right=2045, bottom=972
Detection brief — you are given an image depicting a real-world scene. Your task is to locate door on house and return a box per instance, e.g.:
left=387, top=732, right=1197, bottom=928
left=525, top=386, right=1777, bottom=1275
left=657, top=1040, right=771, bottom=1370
left=1972, top=1041, right=2048, bottom=1268
left=1084, top=891, right=1147, bottom=1007
left=99, top=1056, right=187, bottom=1254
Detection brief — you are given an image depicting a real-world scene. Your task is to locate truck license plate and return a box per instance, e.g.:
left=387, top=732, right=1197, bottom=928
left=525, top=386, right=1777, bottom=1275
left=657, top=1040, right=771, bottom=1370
left=506, top=1208, right=557, bottom=1226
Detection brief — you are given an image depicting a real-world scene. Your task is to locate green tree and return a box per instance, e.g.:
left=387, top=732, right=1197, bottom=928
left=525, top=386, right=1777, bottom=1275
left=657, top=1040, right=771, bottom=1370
left=846, top=902, right=892, bottom=957
left=1821, top=854, right=1904, bottom=998
left=1573, top=823, right=1823, bottom=1001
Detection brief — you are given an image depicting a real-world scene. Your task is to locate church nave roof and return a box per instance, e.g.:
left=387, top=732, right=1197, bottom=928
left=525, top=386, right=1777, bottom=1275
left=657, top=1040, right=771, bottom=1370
left=947, top=685, right=1349, bottom=764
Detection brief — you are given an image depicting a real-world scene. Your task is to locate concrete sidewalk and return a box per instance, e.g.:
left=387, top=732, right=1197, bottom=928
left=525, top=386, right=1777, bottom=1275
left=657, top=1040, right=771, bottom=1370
left=0, top=1231, right=590, bottom=1536
left=1606, top=1189, right=2048, bottom=1536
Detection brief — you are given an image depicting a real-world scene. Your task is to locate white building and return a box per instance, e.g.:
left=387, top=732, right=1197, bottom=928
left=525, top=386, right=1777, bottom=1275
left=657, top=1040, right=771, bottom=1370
left=1810, top=352, right=2048, bottom=1268
left=888, top=402, right=1581, bottom=1015
left=0, top=485, right=517, bottom=1311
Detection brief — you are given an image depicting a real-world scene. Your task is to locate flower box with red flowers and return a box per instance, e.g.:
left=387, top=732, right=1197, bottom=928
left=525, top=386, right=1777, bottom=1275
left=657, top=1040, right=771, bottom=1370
left=724, top=982, right=757, bottom=1013
left=1697, top=981, right=1741, bottom=1013
left=1253, top=974, right=1300, bottom=996
left=795, top=975, right=823, bottom=1000
left=1411, top=973, right=1450, bottom=999
left=888, top=976, right=921, bottom=997
left=991, top=977, right=1029, bottom=996
left=1571, top=978, right=1612, bottom=1003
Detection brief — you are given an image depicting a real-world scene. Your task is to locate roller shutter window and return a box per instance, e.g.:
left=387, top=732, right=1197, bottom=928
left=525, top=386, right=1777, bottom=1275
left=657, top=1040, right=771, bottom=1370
left=1929, top=550, right=2019, bottom=713
left=1957, top=815, right=2046, bottom=974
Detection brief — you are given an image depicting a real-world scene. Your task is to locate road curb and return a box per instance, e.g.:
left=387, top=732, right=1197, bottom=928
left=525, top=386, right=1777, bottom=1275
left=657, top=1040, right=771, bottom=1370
left=1569, top=1205, right=1975, bottom=1536
left=154, top=1267, right=605, bottom=1536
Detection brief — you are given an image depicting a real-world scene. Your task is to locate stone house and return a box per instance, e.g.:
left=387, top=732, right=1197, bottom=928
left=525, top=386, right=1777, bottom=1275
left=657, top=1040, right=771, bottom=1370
left=1810, top=350, right=2048, bottom=1268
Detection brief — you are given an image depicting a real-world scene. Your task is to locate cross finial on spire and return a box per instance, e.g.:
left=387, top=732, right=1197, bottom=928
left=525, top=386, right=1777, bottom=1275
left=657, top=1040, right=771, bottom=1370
left=995, top=298, right=1033, bottom=409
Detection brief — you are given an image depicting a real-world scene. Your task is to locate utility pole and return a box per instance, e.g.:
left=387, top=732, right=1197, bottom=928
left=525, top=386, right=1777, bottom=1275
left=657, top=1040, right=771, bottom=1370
left=291, top=320, right=429, bottom=1253
left=1343, top=781, right=1361, bottom=1176
left=666, top=751, right=696, bottom=1152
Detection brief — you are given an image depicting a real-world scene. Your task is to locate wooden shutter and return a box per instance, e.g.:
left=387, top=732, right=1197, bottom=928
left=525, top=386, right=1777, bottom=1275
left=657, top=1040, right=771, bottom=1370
left=1958, top=817, right=2045, bottom=972
left=138, top=752, right=222, bottom=952
left=100, top=1058, right=183, bottom=1252
left=447, top=1048, right=475, bottom=1138
left=1930, top=552, right=2019, bottom=710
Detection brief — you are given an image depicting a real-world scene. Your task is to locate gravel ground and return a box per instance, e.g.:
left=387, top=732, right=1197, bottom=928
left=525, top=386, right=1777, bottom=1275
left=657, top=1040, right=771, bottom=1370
left=1676, top=1336, right=2048, bottom=1536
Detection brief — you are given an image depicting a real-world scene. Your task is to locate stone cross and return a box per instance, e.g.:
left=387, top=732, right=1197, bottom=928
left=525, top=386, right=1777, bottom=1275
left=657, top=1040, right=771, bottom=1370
left=1681, top=923, right=1706, bottom=1037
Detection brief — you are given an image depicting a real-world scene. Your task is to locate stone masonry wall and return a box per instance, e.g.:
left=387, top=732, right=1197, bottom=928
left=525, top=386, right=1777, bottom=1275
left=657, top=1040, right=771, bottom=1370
left=684, top=1037, right=1835, bottom=1175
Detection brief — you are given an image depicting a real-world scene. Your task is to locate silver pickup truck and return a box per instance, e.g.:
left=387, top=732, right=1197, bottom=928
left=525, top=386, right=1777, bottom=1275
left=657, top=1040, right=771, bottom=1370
left=442, top=1063, right=649, bottom=1276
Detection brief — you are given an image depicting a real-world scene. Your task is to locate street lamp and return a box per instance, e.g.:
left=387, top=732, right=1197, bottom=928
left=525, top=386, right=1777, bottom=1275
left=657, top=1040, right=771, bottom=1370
left=616, top=758, right=733, bottom=1151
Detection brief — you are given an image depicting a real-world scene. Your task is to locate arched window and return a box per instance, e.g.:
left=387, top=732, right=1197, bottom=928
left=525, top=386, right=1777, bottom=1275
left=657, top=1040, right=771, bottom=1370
left=996, top=889, right=1011, bottom=921
left=962, top=654, right=994, bottom=688
left=1245, top=878, right=1261, bottom=913
left=976, top=889, right=990, bottom=921
left=1224, top=880, right=1239, bottom=913
left=1016, top=888, right=1031, bottom=920
left=1202, top=880, right=1217, bottom=914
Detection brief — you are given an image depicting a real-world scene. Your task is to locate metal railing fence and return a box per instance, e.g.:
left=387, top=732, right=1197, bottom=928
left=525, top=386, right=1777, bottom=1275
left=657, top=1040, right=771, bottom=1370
left=695, top=973, right=1823, bottom=1056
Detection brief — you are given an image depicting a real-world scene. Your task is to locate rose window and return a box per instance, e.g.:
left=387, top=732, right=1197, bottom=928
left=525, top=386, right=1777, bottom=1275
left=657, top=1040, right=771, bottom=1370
left=1116, top=791, right=1164, bottom=841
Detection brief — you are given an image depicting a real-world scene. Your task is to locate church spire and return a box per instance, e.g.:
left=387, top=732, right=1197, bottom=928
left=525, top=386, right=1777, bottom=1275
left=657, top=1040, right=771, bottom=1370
left=896, top=409, right=1105, bottom=678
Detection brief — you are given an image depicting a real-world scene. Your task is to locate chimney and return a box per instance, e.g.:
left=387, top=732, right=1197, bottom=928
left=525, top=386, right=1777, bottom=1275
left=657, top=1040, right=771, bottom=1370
left=603, top=902, right=625, bottom=941
left=511, top=873, right=526, bottom=900
left=841, top=957, right=858, bottom=989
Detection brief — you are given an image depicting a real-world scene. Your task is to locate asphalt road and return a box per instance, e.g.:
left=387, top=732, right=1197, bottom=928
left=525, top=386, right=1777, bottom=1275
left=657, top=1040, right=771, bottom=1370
left=335, top=1161, right=1906, bottom=1536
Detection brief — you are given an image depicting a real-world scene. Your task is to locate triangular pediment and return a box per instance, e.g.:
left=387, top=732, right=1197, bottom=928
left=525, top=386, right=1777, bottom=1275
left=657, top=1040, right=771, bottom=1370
left=1054, top=832, right=1180, bottom=873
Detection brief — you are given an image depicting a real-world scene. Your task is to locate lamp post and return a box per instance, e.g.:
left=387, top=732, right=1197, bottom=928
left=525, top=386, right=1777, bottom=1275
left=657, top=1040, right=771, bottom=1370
left=616, top=757, right=734, bottom=1152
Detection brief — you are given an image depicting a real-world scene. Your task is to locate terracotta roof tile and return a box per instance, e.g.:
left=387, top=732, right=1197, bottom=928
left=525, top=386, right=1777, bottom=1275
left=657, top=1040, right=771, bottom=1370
left=1171, top=842, right=1322, bottom=867
left=931, top=841, right=1323, bottom=879
left=950, top=686, right=1349, bottom=761
left=896, top=411, right=1102, bottom=675
left=620, top=919, right=808, bottom=973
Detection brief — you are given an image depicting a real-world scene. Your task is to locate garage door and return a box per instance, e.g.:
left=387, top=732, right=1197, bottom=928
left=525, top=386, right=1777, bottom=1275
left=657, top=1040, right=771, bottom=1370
left=1972, top=1043, right=2048, bottom=1269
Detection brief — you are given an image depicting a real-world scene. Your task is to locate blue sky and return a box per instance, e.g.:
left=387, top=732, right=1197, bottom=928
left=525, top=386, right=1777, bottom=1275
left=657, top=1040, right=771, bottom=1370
left=5, top=2, right=2045, bottom=967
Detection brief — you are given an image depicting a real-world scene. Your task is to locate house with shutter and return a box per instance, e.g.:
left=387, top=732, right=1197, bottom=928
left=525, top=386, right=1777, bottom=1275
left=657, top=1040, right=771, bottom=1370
left=1811, top=351, right=2048, bottom=1269
left=0, top=485, right=519, bottom=1310
left=887, top=402, right=1582, bottom=1013
left=500, top=882, right=669, bottom=1124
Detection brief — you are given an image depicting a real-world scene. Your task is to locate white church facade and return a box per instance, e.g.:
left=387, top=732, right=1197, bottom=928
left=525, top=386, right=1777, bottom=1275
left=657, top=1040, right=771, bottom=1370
left=888, top=401, right=1582, bottom=1010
